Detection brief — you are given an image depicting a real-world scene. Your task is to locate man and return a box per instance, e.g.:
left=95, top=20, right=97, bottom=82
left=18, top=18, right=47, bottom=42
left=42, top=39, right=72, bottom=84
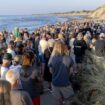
left=9, top=55, right=22, bottom=73
left=94, top=33, right=105, bottom=65
left=0, top=53, right=12, bottom=79
left=48, top=42, right=75, bottom=105
left=6, top=70, right=33, bottom=105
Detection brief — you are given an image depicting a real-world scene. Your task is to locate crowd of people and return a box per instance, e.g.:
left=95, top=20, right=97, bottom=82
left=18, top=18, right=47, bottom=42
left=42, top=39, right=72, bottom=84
left=0, top=19, right=105, bottom=105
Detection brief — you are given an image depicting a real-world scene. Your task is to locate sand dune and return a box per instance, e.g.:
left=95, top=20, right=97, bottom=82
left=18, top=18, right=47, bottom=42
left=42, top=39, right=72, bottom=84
left=52, top=4, right=105, bottom=20
left=91, top=4, right=105, bottom=19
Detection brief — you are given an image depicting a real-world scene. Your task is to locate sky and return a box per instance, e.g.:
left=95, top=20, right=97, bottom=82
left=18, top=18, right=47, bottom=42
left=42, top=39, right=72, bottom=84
left=0, top=0, right=105, bottom=15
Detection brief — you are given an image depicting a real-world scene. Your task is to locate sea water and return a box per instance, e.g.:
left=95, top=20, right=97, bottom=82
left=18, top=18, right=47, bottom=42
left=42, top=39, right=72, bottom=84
left=0, top=15, right=68, bottom=32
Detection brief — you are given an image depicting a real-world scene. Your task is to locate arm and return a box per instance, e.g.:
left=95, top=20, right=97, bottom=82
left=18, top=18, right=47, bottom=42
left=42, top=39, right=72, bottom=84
left=22, top=91, right=33, bottom=105
left=48, top=56, right=54, bottom=74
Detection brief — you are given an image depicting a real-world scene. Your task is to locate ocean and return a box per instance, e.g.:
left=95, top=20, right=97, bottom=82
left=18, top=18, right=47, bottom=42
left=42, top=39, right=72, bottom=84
left=0, top=15, right=69, bottom=32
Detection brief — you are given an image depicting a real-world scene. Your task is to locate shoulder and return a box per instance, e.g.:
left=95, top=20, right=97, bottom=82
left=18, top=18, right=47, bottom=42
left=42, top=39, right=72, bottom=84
left=63, top=55, right=74, bottom=67
left=11, top=90, right=31, bottom=100
left=1, top=66, right=8, bottom=71
left=11, top=90, right=33, bottom=105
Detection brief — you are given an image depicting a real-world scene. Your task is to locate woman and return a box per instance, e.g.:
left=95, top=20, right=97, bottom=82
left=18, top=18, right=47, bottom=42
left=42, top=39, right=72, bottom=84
left=69, top=31, right=76, bottom=63
left=43, top=39, right=54, bottom=89
left=48, top=41, right=74, bottom=105
left=7, top=41, right=16, bottom=59
left=73, top=33, right=87, bottom=71
left=83, top=34, right=91, bottom=49
left=0, top=80, right=11, bottom=105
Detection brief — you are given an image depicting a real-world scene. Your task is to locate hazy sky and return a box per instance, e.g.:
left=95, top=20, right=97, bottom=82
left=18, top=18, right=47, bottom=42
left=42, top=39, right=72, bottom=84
left=0, top=0, right=105, bottom=15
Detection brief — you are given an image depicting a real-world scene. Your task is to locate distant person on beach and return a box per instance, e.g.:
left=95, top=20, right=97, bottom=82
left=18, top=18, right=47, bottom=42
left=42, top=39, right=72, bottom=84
left=0, top=32, right=7, bottom=49
left=7, top=41, right=16, bottom=58
left=14, top=27, right=21, bottom=38
left=9, top=55, right=22, bottom=73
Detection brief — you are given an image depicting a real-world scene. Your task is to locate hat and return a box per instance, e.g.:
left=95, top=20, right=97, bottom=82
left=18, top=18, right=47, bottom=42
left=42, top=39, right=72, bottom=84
left=3, top=53, right=12, bottom=60
left=77, top=33, right=83, bottom=40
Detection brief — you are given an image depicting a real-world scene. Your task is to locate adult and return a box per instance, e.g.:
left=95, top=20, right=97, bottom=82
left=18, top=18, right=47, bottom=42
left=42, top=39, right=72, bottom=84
left=73, top=33, right=87, bottom=71
left=38, top=33, right=48, bottom=76
left=6, top=70, right=33, bottom=105
left=14, top=27, right=20, bottom=38
left=69, top=32, right=76, bottom=63
left=20, top=52, right=42, bottom=105
left=48, top=41, right=74, bottom=105
left=7, top=41, right=16, bottom=58
left=94, top=33, right=105, bottom=64
left=0, top=53, right=12, bottom=79
left=9, top=55, right=22, bottom=73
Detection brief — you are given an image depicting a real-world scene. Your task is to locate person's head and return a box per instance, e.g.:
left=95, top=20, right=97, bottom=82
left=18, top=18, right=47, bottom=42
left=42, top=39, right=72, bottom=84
left=2, top=53, right=12, bottom=67
left=99, top=33, right=105, bottom=40
left=6, top=70, right=20, bottom=89
left=0, top=32, right=3, bottom=41
left=0, top=80, right=11, bottom=105
left=84, top=34, right=90, bottom=42
left=77, top=33, right=83, bottom=40
left=12, top=55, right=21, bottom=65
left=69, top=32, right=75, bottom=39
left=22, top=53, right=31, bottom=67
left=52, top=41, right=69, bottom=56
left=8, top=41, right=14, bottom=50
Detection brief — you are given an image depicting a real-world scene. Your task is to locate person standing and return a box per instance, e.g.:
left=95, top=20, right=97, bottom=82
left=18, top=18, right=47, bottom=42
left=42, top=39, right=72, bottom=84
left=6, top=70, right=33, bottom=105
left=48, top=41, right=74, bottom=105
left=0, top=53, right=12, bottom=79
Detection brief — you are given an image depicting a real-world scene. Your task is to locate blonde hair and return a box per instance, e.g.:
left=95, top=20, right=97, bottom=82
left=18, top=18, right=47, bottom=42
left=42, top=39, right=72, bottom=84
left=0, top=80, right=11, bottom=105
left=58, top=34, right=64, bottom=39
left=0, top=32, right=3, bottom=40
left=69, top=32, right=75, bottom=39
left=52, top=41, right=69, bottom=56
left=39, top=39, right=48, bottom=53
left=84, top=34, right=90, bottom=43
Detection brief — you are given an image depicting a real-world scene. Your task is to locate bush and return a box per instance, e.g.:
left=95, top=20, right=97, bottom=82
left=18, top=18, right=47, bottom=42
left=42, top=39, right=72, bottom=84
left=79, top=50, right=105, bottom=105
